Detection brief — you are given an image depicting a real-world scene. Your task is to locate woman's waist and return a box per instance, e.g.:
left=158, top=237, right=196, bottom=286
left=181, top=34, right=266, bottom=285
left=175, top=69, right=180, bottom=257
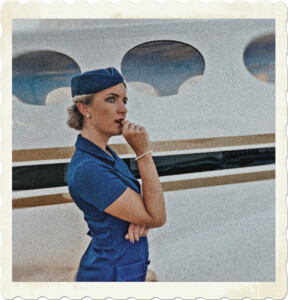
left=89, top=229, right=148, bottom=247
left=86, top=213, right=129, bottom=234
left=86, top=215, right=148, bottom=248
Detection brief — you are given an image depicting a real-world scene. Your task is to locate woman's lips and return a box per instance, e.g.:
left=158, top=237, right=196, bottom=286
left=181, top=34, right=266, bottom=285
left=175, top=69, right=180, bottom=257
left=115, top=119, right=124, bottom=125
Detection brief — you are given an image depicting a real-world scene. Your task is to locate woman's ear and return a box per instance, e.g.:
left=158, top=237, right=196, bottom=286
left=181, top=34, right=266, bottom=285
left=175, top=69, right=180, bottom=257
left=77, top=102, right=87, bottom=117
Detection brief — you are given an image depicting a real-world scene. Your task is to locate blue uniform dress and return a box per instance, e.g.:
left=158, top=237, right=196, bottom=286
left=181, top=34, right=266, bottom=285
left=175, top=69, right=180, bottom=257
left=68, top=134, right=149, bottom=282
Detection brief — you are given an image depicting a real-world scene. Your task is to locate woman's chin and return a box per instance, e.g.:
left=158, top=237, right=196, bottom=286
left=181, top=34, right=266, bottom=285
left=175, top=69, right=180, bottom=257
left=112, top=129, right=123, bottom=136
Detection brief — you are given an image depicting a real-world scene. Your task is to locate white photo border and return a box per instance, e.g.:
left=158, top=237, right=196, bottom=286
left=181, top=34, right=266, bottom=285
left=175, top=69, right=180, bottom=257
left=1, top=1, right=287, bottom=299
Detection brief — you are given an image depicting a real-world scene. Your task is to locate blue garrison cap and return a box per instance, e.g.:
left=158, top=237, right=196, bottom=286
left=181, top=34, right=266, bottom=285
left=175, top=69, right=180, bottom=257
left=71, top=67, right=124, bottom=97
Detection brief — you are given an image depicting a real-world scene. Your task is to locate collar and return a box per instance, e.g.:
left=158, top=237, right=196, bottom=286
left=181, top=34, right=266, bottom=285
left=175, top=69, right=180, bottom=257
left=75, top=134, right=115, bottom=165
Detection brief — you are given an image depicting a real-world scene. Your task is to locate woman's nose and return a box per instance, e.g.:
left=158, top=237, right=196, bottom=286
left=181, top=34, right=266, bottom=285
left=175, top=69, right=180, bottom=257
left=118, top=102, right=128, bottom=114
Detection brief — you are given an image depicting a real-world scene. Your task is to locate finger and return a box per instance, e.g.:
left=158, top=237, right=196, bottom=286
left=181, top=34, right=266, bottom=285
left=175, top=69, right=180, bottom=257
left=128, top=123, right=136, bottom=133
left=142, top=227, right=151, bottom=237
left=122, top=120, right=131, bottom=134
left=128, top=223, right=134, bottom=243
left=138, top=225, right=145, bottom=237
left=133, top=224, right=140, bottom=242
left=135, top=125, right=141, bottom=132
left=121, top=119, right=128, bottom=126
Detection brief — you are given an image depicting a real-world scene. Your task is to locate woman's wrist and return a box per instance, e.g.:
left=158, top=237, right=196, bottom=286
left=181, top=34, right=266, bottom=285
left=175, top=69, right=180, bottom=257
left=135, top=150, right=153, bottom=161
left=134, top=147, right=151, bottom=157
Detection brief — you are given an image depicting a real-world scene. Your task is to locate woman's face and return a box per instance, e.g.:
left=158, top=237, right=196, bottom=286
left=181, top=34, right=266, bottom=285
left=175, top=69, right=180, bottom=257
left=85, top=83, right=128, bottom=137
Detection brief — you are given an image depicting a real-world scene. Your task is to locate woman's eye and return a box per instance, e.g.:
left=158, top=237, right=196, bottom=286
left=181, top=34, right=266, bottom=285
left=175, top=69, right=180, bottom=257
left=106, top=97, right=115, bottom=103
left=123, top=100, right=128, bottom=105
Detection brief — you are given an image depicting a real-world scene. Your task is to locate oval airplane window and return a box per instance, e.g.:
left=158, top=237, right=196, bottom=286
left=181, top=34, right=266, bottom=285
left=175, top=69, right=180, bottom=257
left=121, top=41, right=205, bottom=97
left=243, top=34, right=275, bottom=83
left=45, top=87, right=71, bottom=106
left=13, top=51, right=81, bottom=105
left=127, top=82, right=159, bottom=97
left=178, top=75, right=203, bottom=94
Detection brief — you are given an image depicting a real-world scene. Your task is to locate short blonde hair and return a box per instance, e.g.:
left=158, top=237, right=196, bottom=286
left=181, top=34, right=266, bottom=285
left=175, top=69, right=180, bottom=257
left=67, top=94, right=94, bottom=130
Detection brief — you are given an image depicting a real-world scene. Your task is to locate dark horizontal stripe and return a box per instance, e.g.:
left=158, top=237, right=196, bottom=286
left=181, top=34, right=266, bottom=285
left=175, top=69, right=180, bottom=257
left=129, top=147, right=275, bottom=178
left=13, top=163, right=69, bottom=191
left=12, top=170, right=275, bottom=209
left=12, top=147, right=275, bottom=191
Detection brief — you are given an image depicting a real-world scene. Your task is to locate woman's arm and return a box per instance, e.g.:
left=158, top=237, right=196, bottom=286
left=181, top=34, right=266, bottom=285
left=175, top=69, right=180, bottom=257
left=104, top=121, right=166, bottom=228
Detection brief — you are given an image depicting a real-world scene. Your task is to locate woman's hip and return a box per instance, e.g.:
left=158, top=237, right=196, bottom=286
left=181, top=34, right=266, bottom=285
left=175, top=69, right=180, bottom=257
left=76, top=239, right=149, bottom=282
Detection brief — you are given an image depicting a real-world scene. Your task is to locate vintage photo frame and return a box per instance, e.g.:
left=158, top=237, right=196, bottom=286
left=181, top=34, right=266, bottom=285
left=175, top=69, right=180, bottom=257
left=1, top=1, right=287, bottom=299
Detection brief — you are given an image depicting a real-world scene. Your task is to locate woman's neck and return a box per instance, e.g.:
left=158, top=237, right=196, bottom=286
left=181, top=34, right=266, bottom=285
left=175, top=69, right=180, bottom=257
left=80, top=127, right=110, bottom=152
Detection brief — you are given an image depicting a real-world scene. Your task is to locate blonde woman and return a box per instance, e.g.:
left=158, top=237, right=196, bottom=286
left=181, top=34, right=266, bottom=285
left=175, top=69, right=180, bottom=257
left=67, top=67, right=166, bottom=281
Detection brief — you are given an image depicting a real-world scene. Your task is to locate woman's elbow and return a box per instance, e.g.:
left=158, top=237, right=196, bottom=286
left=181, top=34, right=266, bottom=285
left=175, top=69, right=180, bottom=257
left=160, top=215, right=167, bottom=227
left=153, top=216, right=167, bottom=228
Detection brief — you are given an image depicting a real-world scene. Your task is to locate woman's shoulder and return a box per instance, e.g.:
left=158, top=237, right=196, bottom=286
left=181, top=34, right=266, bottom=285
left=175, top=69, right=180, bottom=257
left=68, top=156, right=112, bottom=188
left=73, top=148, right=116, bottom=171
left=70, top=153, right=111, bottom=171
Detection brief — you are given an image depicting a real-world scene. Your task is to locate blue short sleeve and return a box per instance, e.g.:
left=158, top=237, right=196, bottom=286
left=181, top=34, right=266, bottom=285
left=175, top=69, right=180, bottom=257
left=74, top=161, right=128, bottom=212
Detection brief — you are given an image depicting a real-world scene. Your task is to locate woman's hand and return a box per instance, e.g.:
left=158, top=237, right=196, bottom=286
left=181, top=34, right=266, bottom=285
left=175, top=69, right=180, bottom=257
left=125, top=223, right=151, bottom=243
left=121, top=120, right=151, bottom=157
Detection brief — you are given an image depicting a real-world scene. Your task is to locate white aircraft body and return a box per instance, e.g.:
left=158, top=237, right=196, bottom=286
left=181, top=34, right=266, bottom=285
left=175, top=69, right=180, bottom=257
left=12, top=19, right=275, bottom=281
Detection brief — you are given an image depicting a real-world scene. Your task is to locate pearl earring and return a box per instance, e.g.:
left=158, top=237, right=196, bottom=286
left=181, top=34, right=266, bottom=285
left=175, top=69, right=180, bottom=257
left=86, top=114, right=90, bottom=118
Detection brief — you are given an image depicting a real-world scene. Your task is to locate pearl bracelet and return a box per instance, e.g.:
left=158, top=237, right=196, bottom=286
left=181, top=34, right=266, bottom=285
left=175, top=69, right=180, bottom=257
left=135, top=150, right=153, bottom=161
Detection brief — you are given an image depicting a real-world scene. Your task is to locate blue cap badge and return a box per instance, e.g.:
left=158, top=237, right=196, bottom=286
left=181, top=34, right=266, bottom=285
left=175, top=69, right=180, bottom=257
left=71, top=67, right=124, bottom=97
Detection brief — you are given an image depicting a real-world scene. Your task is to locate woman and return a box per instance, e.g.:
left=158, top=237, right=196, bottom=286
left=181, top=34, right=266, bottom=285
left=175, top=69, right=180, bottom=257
left=67, top=67, right=166, bottom=282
